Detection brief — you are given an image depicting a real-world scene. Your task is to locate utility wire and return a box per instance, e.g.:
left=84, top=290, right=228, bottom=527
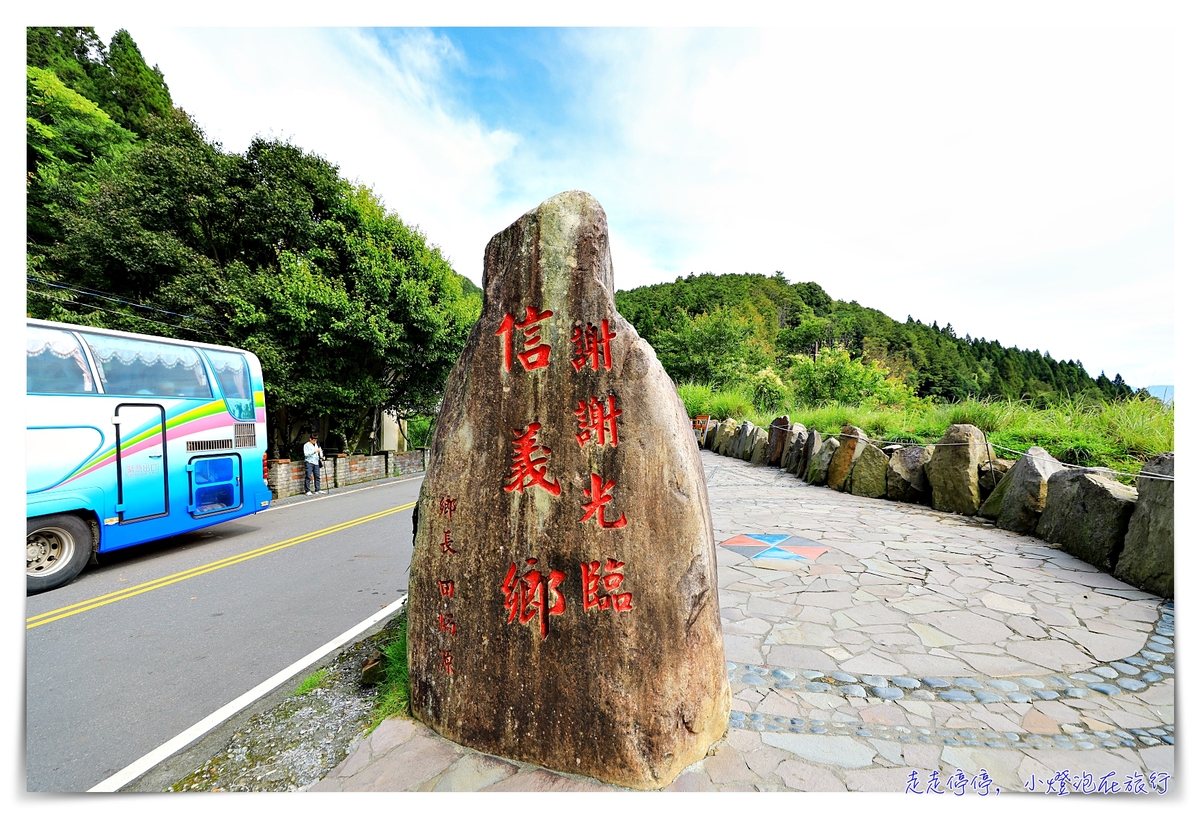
left=27, top=290, right=229, bottom=340
left=772, top=427, right=1174, bottom=482
left=26, top=277, right=229, bottom=327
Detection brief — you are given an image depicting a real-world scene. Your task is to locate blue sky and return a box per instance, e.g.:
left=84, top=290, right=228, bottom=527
left=10, top=5, right=1187, bottom=393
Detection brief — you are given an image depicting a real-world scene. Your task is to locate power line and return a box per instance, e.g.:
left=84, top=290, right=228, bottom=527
left=27, top=289, right=227, bottom=342
left=26, top=277, right=229, bottom=327
left=798, top=429, right=1174, bottom=482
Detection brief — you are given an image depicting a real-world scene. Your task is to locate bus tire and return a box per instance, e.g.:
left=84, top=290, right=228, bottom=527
left=27, top=514, right=93, bottom=595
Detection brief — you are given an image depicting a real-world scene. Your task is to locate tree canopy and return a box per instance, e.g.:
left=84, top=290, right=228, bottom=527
left=26, top=27, right=482, bottom=455
left=615, top=272, right=1139, bottom=405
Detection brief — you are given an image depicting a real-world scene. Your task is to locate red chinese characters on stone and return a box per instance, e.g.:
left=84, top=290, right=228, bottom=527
left=580, top=473, right=627, bottom=529
left=496, top=306, right=554, bottom=372
left=574, top=394, right=621, bottom=448
left=439, top=529, right=456, bottom=555
left=582, top=558, right=633, bottom=612
left=571, top=320, right=616, bottom=372
left=439, top=612, right=458, bottom=636
left=438, top=579, right=455, bottom=598
left=439, top=495, right=457, bottom=520
left=501, top=558, right=566, bottom=639
left=441, top=650, right=454, bottom=675
left=504, top=422, right=562, bottom=496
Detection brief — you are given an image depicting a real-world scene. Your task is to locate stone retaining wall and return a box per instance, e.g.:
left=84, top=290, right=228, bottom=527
left=700, top=416, right=1174, bottom=599
left=267, top=449, right=427, bottom=499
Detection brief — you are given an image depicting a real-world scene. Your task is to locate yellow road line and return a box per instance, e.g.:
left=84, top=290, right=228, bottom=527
left=27, top=502, right=415, bottom=630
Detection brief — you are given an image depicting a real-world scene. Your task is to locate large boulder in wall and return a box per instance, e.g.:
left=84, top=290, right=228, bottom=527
left=702, top=419, right=719, bottom=450
left=886, top=445, right=933, bottom=504
left=848, top=442, right=889, bottom=499
left=748, top=426, right=769, bottom=464
left=977, top=458, right=1014, bottom=504
left=927, top=424, right=990, bottom=514
left=805, top=436, right=840, bottom=485
left=1035, top=469, right=1138, bottom=571
left=795, top=429, right=822, bottom=479
left=730, top=421, right=754, bottom=459
left=1114, top=453, right=1174, bottom=598
left=780, top=424, right=808, bottom=473
left=408, top=191, right=729, bottom=790
left=986, top=446, right=1063, bottom=533
left=765, top=415, right=791, bottom=466
left=713, top=418, right=737, bottom=455
left=826, top=426, right=868, bottom=492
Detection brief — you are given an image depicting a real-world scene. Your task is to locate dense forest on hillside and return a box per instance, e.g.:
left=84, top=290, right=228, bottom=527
left=615, top=272, right=1142, bottom=405
left=25, top=27, right=482, bottom=456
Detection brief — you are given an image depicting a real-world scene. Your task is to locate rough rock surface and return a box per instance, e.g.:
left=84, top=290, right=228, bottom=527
left=748, top=426, right=769, bottom=465
left=731, top=421, right=754, bottom=459
left=700, top=419, right=719, bottom=450
left=712, top=418, right=737, bottom=455
left=1035, top=469, right=1138, bottom=571
left=1114, top=453, right=1174, bottom=598
left=977, top=459, right=1012, bottom=504
left=927, top=424, right=990, bottom=514
left=766, top=416, right=791, bottom=466
left=848, top=443, right=889, bottom=499
left=825, top=426, right=869, bottom=492
left=408, top=191, right=729, bottom=790
left=796, top=430, right=822, bottom=479
left=805, top=437, right=840, bottom=485
left=886, top=445, right=932, bottom=504
left=779, top=424, right=808, bottom=473
left=989, top=447, right=1063, bottom=533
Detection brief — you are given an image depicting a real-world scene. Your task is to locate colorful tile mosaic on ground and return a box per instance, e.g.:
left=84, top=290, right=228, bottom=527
left=719, top=534, right=829, bottom=567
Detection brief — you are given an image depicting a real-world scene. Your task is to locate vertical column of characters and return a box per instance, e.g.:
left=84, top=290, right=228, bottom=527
left=572, top=319, right=633, bottom=615
left=435, top=494, right=458, bottom=675
left=497, top=306, right=567, bottom=639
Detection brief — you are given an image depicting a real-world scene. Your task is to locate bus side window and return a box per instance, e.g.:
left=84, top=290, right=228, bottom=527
left=26, top=328, right=96, bottom=394
left=80, top=333, right=213, bottom=399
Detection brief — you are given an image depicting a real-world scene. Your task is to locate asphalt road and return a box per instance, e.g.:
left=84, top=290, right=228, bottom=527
left=24, top=474, right=421, bottom=792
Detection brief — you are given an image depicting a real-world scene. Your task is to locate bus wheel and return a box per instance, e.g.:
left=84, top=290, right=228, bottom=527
left=27, top=515, right=93, bottom=595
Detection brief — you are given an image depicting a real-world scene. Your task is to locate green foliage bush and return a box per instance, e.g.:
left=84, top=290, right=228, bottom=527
left=369, top=615, right=410, bottom=730
left=783, top=348, right=917, bottom=407
left=749, top=367, right=790, bottom=412
left=406, top=415, right=434, bottom=449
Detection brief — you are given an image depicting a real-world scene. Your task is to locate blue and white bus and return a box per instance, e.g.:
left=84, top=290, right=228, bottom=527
left=26, top=319, right=273, bottom=593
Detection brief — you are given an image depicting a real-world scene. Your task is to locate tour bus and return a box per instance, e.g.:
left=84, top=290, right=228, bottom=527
left=26, top=319, right=272, bottom=594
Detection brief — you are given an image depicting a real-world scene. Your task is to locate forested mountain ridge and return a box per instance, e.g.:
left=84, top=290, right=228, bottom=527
left=615, top=272, right=1140, bottom=404
left=25, top=27, right=482, bottom=456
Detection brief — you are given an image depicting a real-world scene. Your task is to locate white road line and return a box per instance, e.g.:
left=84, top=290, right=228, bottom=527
left=88, top=593, right=409, bottom=793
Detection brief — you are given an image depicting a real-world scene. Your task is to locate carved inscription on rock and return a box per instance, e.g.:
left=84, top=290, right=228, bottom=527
left=408, top=191, right=729, bottom=790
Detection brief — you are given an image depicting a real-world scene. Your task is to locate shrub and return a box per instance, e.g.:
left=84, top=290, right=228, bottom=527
left=749, top=367, right=790, bottom=413
left=783, top=347, right=916, bottom=407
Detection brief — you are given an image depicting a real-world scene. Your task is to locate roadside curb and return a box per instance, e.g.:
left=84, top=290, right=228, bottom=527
left=91, top=594, right=408, bottom=792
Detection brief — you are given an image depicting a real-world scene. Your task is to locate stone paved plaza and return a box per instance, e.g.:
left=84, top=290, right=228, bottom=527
left=311, top=450, right=1175, bottom=793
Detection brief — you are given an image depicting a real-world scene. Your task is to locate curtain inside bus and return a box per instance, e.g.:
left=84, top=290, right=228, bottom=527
left=79, top=334, right=212, bottom=398
left=26, top=328, right=95, bottom=394
left=201, top=350, right=255, bottom=421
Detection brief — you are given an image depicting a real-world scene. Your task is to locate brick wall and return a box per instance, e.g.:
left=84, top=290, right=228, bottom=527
left=266, top=449, right=428, bottom=499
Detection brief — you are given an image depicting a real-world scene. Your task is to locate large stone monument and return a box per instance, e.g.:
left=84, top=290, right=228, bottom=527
left=408, top=191, right=730, bottom=790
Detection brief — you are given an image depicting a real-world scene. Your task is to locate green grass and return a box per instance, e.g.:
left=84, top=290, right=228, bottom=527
left=294, top=668, right=330, bottom=696
left=367, top=611, right=410, bottom=731
left=686, top=384, right=1173, bottom=482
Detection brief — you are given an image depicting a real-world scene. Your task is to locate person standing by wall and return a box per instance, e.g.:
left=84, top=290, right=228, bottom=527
left=303, top=433, right=323, bottom=495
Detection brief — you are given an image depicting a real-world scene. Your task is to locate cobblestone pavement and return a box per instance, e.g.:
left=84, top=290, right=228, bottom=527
left=310, top=450, right=1175, bottom=793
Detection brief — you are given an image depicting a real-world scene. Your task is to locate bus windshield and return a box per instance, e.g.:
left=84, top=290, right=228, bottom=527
left=203, top=349, right=255, bottom=421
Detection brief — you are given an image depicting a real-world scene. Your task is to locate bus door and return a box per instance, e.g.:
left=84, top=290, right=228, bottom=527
left=114, top=403, right=169, bottom=521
